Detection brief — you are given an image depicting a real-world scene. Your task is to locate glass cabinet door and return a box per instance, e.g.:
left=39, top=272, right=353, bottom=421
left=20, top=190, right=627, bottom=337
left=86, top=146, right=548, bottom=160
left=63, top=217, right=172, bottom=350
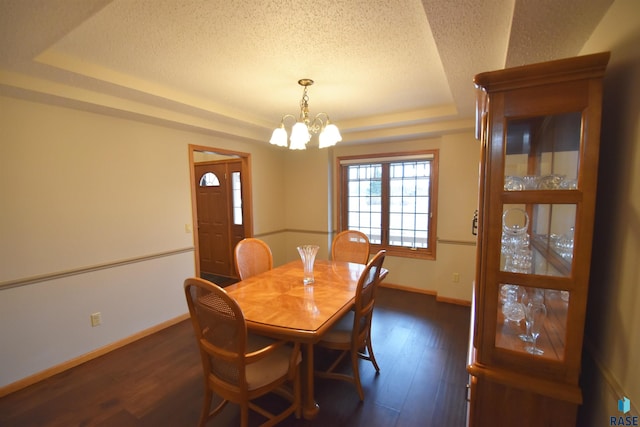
left=493, top=111, right=583, bottom=362
left=500, top=111, right=583, bottom=275
left=501, top=203, right=576, bottom=277
left=503, top=112, right=581, bottom=191
left=496, top=283, right=570, bottom=361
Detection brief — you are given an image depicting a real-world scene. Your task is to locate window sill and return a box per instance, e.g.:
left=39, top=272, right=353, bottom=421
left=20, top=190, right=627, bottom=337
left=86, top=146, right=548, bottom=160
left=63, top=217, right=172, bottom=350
left=371, top=245, right=435, bottom=260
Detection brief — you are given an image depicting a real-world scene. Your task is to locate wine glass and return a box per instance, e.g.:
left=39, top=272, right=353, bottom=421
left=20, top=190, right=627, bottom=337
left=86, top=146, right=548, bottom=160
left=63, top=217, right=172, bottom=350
left=518, top=306, right=533, bottom=343
left=518, top=288, right=545, bottom=343
left=525, top=302, right=547, bottom=355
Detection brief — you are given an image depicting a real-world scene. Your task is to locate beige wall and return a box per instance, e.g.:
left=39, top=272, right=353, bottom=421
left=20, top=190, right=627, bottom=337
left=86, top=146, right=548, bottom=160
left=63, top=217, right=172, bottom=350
left=0, top=0, right=636, bottom=415
left=0, top=96, right=287, bottom=389
left=281, top=147, right=334, bottom=263
left=1, top=98, right=194, bottom=281
left=331, top=133, right=479, bottom=302
left=8, top=7, right=638, bottom=403
left=577, top=0, right=640, bottom=423
left=0, top=94, right=476, bottom=390
left=267, top=133, right=480, bottom=303
left=0, top=97, right=193, bottom=387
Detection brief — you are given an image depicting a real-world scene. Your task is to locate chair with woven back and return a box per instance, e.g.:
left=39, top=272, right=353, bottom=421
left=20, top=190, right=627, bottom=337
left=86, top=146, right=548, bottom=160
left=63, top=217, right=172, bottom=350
left=234, top=238, right=273, bottom=280
left=184, top=277, right=301, bottom=426
left=331, top=230, right=370, bottom=264
left=314, top=250, right=387, bottom=400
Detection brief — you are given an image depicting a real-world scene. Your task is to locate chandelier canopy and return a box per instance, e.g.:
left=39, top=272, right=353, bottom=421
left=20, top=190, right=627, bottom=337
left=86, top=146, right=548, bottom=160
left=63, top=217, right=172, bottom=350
left=269, top=79, right=342, bottom=150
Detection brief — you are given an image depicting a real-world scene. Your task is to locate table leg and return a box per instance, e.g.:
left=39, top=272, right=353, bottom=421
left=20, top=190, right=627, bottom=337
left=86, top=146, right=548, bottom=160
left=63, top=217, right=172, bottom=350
left=302, top=342, right=320, bottom=420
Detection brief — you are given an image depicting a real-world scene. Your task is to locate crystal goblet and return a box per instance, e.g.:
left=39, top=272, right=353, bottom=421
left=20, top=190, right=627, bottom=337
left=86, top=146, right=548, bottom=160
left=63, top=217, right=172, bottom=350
left=524, top=302, right=547, bottom=355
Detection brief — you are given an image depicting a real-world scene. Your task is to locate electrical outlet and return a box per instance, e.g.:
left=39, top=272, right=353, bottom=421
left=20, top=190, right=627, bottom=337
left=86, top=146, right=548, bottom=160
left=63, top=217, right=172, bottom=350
left=90, top=312, right=102, bottom=327
left=452, top=273, right=460, bottom=283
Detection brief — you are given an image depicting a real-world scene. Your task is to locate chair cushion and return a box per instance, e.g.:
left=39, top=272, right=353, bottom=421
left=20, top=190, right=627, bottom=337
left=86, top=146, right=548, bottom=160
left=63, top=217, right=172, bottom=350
left=247, top=333, right=277, bottom=352
left=245, top=334, right=301, bottom=390
left=319, top=311, right=354, bottom=345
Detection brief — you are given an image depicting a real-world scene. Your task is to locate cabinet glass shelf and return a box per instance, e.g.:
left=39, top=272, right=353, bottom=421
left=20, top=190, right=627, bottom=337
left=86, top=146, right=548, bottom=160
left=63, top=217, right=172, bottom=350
left=501, top=203, right=576, bottom=277
left=496, top=284, right=569, bottom=362
left=504, top=111, right=582, bottom=192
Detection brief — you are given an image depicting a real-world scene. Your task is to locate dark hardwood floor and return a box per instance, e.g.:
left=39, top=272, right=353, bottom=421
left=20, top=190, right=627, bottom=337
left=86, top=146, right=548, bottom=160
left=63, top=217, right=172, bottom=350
left=0, top=287, right=471, bottom=427
left=200, top=273, right=238, bottom=288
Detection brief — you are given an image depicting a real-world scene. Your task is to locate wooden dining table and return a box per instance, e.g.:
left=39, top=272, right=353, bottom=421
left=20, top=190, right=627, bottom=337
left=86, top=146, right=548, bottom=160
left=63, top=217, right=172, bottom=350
left=225, top=258, right=387, bottom=420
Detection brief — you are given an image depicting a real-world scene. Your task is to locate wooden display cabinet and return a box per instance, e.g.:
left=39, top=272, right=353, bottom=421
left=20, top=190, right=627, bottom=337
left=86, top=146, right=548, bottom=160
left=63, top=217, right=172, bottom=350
left=467, top=52, right=609, bottom=426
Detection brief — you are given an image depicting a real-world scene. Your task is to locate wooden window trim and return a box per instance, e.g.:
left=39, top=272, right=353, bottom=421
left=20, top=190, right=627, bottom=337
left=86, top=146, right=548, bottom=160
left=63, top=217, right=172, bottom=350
left=337, top=150, right=439, bottom=260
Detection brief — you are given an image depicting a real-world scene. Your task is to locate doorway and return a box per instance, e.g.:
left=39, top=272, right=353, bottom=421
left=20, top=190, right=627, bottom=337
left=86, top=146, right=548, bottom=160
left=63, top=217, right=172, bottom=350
left=189, top=144, right=253, bottom=279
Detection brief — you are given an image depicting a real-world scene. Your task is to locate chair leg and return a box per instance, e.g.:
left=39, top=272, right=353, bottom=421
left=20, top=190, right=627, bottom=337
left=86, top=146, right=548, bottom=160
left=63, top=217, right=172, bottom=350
left=365, top=338, right=380, bottom=372
left=199, top=389, right=213, bottom=427
left=351, top=349, right=365, bottom=401
left=294, top=366, right=302, bottom=419
left=199, top=390, right=230, bottom=426
left=240, top=403, right=249, bottom=427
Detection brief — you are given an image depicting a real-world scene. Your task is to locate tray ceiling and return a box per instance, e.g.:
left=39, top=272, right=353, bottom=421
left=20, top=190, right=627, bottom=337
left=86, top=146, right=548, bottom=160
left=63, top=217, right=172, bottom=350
left=0, top=0, right=613, bottom=145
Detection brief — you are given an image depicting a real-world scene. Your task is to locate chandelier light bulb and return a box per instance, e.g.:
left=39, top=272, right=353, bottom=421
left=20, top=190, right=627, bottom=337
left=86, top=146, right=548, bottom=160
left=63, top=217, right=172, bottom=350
left=269, top=125, right=288, bottom=147
left=269, top=78, right=340, bottom=150
left=318, top=123, right=342, bottom=148
left=289, top=122, right=311, bottom=150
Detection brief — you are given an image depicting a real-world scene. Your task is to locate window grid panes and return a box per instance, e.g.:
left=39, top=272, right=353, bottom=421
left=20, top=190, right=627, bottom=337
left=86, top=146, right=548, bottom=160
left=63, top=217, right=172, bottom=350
left=342, top=153, right=436, bottom=257
left=346, top=164, right=382, bottom=243
left=388, top=161, right=430, bottom=248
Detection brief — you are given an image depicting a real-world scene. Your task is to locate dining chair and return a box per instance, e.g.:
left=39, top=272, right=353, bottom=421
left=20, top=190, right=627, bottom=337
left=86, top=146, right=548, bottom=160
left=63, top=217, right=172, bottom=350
left=331, top=230, right=370, bottom=264
left=184, top=277, right=301, bottom=427
left=234, top=238, right=273, bottom=280
left=314, top=250, right=386, bottom=400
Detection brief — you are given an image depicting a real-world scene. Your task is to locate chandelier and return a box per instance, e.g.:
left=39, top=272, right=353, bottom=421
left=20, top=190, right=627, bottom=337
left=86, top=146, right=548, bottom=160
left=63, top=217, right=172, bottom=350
left=269, top=79, right=342, bottom=150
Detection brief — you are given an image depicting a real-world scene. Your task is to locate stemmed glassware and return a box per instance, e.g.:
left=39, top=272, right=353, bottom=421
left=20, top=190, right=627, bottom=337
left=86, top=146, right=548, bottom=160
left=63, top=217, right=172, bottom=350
left=518, top=304, right=534, bottom=343
left=524, top=302, right=547, bottom=355
left=518, top=288, right=544, bottom=343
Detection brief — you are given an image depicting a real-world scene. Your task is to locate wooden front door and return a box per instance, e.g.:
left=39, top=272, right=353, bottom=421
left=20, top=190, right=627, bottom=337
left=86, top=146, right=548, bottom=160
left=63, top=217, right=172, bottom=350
left=194, top=161, right=244, bottom=276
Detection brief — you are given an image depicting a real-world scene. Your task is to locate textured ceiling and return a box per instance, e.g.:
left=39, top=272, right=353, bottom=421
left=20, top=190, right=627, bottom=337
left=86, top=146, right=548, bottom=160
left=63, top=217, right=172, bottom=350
left=0, top=0, right=614, bottom=146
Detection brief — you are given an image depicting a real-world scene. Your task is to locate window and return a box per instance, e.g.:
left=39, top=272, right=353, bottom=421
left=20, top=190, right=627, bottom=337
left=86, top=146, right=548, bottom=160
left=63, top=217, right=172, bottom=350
left=339, top=151, right=438, bottom=259
left=231, top=171, right=242, bottom=225
left=199, top=172, right=220, bottom=187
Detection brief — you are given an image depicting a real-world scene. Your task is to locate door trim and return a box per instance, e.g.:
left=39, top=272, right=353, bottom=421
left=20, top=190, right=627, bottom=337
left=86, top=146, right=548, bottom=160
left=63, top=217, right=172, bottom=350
left=188, top=144, right=253, bottom=278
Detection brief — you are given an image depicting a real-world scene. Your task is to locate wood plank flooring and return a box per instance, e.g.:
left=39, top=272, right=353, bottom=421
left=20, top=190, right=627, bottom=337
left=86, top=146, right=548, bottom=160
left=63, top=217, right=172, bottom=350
left=0, top=287, right=471, bottom=427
